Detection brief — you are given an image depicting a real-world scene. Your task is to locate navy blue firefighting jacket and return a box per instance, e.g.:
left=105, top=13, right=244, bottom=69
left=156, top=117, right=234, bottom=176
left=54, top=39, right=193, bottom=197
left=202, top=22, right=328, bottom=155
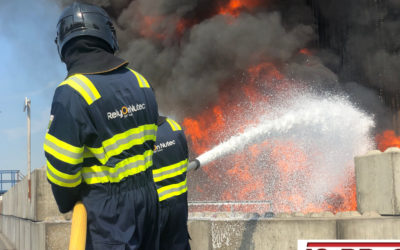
left=44, top=66, right=158, bottom=212
left=152, top=117, right=188, bottom=202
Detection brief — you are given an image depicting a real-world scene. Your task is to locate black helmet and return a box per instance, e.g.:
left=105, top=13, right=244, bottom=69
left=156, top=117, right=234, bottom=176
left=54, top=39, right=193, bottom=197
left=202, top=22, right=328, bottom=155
left=55, top=2, right=119, bottom=59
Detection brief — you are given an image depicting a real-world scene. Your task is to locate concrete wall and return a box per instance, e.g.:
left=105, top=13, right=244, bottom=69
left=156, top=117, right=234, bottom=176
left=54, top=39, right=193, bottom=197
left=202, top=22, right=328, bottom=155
left=0, top=167, right=71, bottom=250
left=2, top=167, right=70, bottom=222
left=0, top=148, right=400, bottom=249
left=0, top=215, right=70, bottom=250
left=188, top=218, right=337, bottom=250
left=188, top=213, right=400, bottom=250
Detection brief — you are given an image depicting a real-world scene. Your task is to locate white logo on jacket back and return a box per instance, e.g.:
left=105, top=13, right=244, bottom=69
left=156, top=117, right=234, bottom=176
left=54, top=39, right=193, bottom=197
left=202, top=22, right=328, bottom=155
left=107, top=103, right=146, bottom=120
left=154, top=140, right=176, bottom=153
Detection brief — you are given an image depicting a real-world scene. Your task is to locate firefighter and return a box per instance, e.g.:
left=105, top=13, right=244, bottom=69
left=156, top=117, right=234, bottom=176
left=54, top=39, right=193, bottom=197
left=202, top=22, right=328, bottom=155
left=44, top=2, right=159, bottom=249
left=152, top=116, right=191, bottom=250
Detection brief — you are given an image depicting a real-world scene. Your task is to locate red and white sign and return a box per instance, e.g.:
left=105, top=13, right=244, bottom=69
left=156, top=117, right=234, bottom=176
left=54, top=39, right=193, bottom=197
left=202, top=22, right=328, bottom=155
left=298, top=240, right=400, bottom=250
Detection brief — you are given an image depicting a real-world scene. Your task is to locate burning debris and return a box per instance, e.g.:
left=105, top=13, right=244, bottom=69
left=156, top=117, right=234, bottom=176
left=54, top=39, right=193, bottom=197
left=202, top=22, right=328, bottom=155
left=53, top=0, right=399, bottom=214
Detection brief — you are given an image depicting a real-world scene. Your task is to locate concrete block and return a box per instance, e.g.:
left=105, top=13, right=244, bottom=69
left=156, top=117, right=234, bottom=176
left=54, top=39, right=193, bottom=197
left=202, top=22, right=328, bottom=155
left=337, top=217, right=400, bottom=239
left=362, top=211, right=381, bottom=217
left=0, top=215, right=71, bottom=250
left=307, top=212, right=334, bottom=218
left=45, top=222, right=71, bottom=250
left=188, top=220, right=211, bottom=250
left=2, top=168, right=70, bottom=221
left=31, top=222, right=45, bottom=250
left=13, top=217, right=18, bottom=250
left=252, top=219, right=337, bottom=250
left=355, top=149, right=400, bottom=215
left=18, top=220, right=24, bottom=250
left=211, top=220, right=247, bottom=250
left=275, top=213, right=291, bottom=218
left=188, top=218, right=337, bottom=250
left=335, top=211, right=361, bottom=217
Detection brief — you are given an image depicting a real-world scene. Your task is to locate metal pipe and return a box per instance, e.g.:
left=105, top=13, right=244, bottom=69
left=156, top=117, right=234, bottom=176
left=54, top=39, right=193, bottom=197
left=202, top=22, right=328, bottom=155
left=24, top=97, right=31, bottom=200
left=187, top=159, right=201, bottom=171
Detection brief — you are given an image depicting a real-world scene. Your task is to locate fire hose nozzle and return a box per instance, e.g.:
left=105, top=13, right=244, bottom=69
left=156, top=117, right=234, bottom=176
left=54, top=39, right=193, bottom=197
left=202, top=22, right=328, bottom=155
left=188, top=159, right=201, bottom=171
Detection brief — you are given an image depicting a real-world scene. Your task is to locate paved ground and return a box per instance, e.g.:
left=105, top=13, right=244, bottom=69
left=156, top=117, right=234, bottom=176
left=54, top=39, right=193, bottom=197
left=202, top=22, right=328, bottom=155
left=0, top=233, right=15, bottom=250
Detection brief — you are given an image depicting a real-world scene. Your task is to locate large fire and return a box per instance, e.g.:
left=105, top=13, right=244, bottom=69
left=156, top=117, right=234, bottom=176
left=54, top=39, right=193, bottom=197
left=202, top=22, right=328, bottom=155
left=131, top=0, right=382, bottom=215
left=183, top=59, right=359, bottom=214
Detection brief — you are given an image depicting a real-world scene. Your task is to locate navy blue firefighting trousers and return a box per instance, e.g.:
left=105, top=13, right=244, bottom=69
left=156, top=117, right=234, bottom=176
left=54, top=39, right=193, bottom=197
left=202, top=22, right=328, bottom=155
left=81, top=170, right=160, bottom=250
left=159, top=194, right=191, bottom=250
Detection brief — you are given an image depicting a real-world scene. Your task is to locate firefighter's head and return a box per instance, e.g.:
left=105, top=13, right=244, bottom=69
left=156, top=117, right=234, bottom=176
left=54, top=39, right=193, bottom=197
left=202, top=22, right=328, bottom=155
left=55, top=2, right=119, bottom=61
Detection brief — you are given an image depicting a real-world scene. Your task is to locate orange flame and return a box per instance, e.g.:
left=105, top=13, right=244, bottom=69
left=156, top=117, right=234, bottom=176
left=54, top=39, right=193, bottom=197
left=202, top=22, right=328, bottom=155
left=219, top=0, right=263, bottom=16
left=376, top=130, right=400, bottom=152
left=299, top=48, right=313, bottom=56
left=139, top=16, right=167, bottom=40
left=185, top=62, right=357, bottom=214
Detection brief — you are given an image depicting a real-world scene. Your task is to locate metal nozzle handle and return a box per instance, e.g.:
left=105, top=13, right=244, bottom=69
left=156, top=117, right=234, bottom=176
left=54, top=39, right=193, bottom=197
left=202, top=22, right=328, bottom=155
left=187, top=159, right=201, bottom=171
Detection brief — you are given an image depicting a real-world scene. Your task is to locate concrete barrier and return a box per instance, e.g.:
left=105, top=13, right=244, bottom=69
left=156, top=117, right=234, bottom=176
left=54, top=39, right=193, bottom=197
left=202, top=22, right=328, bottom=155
left=0, top=215, right=70, bottom=250
left=188, top=216, right=337, bottom=250
left=1, top=167, right=71, bottom=250
left=338, top=216, right=400, bottom=239
left=188, top=213, right=400, bottom=250
left=2, top=167, right=71, bottom=221
left=2, top=149, right=400, bottom=250
left=355, top=147, right=400, bottom=215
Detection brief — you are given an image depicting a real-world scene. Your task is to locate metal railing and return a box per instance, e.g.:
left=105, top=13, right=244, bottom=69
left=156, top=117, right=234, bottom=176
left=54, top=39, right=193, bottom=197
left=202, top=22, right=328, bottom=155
left=0, top=170, right=22, bottom=195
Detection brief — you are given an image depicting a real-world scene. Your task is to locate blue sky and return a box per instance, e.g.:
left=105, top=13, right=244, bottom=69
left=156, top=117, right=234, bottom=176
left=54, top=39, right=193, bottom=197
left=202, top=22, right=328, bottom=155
left=0, top=0, right=66, bottom=182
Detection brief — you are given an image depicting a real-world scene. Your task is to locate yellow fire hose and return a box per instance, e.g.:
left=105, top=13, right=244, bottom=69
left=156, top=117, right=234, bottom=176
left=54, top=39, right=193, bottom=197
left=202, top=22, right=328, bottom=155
left=69, top=201, right=87, bottom=250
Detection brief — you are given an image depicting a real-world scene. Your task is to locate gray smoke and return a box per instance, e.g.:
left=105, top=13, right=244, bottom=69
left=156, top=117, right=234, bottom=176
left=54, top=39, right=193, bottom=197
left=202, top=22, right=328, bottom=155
left=53, top=0, right=395, bottom=129
left=312, top=0, right=400, bottom=94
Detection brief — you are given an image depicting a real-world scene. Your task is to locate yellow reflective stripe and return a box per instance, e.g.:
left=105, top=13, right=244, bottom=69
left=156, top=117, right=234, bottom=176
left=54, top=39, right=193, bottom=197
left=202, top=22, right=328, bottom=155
left=157, top=179, right=187, bottom=202
left=58, top=74, right=101, bottom=105
left=152, top=159, right=188, bottom=182
left=73, top=74, right=101, bottom=100
left=45, top=133, right=84, bottom=154
left=139, top=74, right=150, bottom=88
left=82, top=150, right=153, bottom=184
left=44, top=133, right=84, bottom=165
left=166, top=119, right=177, bottom=131
left=44, top=146, right=83, bottom=165
left=127, top=68, right=150, bottom=88
left=86, top=124, right=157, bottom=164
left=171, top=119, right=182, bottom=130
left=83, top=148, right=95, bottom=158
left=59, top=78, right=93, bottom=105
left=46, top=161, right=81, bottom=188
left=166, top=118, right=181, bottom=131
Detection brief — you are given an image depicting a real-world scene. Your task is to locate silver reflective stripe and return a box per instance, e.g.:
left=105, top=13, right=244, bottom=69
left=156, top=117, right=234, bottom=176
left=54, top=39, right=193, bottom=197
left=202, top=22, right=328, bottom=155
left=138, top=74, right=149, bottom=87
left=47, top=167, right=81, bottom=184
left=88, top=129, right=155, bottom=161
left=167, top=119, right=178, bottom=130
left=158, top=182, right=187, bottom=198
left=88, top=150, right=106, bottom=161
left=81, top=152, right=152, bottom=179
left=44, top=138, right=83, bottom=160
left=69, top=76, right=97, bottom=102
left=153, top=161, right=187, bottom=181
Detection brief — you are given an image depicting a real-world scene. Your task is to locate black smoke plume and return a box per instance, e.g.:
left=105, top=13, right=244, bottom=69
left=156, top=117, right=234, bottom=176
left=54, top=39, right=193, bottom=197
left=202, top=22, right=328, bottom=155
left=54, top=0, right=398, bottom=131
